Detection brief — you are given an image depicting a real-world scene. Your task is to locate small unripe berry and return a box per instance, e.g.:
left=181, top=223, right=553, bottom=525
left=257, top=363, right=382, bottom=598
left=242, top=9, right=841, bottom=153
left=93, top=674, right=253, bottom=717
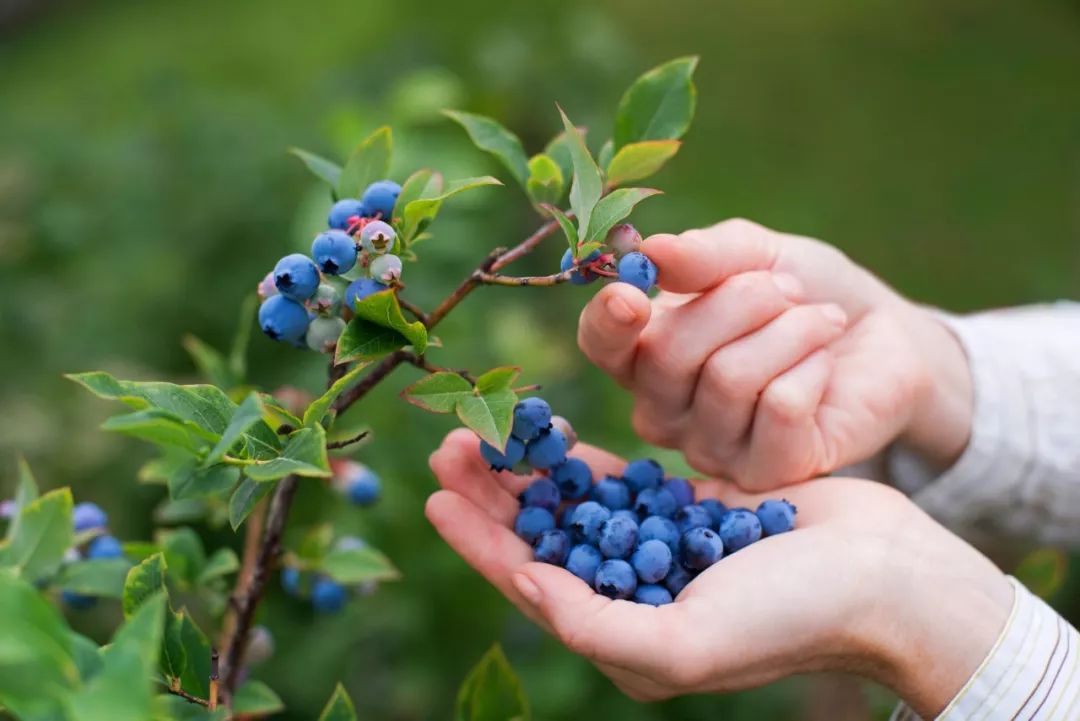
left=311, top=230, right=358, bottom=275
left=273, top=254, right=321, bottom=301
left=360, top=220, right=396, bottom=255
left=607, top=223, right=642, bottom=257
left=616, top=251, right=658, bottom=293
left=328, top=198, right=368, bottom=230
left=306, top=316, right=346, bottom=353
left=370, top=254, right=403, bottom=283
left=257, top=271, right=278, bottom=302
left=244, top=625, right=275, bottom=666
left=479, top=436, right=525, bottom=471
left=360, top=180, right=401, bottom=219
left=344, top=277, right=388, bottom=311
left=72, top=502, right=108, bottom=532
left=549, top=415, right=577, bottom=450
left=259, top=296, right=311, bottom=344
left=306, top=283, right=342, bottom=317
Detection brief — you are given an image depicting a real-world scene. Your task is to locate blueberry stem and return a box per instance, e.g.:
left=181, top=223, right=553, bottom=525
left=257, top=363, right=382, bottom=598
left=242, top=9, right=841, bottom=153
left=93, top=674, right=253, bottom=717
left=162, top=683, right=210, bottom=707
left=325, top=429, right=371, bottom=450
left=474, top=269, right=575, bottom=286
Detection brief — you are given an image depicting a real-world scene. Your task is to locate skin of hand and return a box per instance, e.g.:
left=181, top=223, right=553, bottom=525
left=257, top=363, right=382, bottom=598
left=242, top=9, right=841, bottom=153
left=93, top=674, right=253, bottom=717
left=577, top=218, right=974, bottom=491
left=426, top=429, right=1012, bottom=718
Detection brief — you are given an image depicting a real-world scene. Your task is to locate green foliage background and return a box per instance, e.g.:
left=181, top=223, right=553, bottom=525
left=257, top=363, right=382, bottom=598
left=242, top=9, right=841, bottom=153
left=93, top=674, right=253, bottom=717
left=1, top=0, right=1078, bottom=719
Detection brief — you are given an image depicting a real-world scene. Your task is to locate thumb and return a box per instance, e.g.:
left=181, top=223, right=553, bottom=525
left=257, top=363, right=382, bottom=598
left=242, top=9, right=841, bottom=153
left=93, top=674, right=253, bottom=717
left=643, top=219, right=779, bottom=295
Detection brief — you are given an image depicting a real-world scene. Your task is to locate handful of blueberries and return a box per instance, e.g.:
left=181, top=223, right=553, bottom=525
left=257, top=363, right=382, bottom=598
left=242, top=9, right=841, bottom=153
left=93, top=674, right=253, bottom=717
left=483, top=397, right=797, bottom=606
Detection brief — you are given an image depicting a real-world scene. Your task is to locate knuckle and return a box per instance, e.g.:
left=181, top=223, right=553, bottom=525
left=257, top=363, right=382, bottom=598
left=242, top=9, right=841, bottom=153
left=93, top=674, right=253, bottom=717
left=760, top=380, right=810, bottom=424
left=716, top=271, right=786, bottom=317
left=715, top=217, right=765, bottom=239
left=631, top=405, right=674, bottom=447
left=702, top=351, right=753, bottom=398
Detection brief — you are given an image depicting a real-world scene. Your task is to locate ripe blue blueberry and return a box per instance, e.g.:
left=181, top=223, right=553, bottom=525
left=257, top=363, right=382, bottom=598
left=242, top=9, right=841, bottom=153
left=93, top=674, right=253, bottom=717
left=597, top=515, right=639, bottom=559
left=699, top=498, right=728, bottom=529
left=328, top=198, right=368, bottom=230
left=756, top=499, right=798, bottom=536
left=550, top=457, right=592, bottom=500
left=633, top=487, right=677, bottom=519
left=533, top=529, right=571, bottom=565
left=638, top=515, right=681, bottom=555
left=360, top=180, right=401, bottom=219
left=479, top=436, right=525, bottom=471
left=514, top=507, right=556, bottom=545
left=560, top=504, right=580, bottom=532
left=569, top=501, right=611, bottom=545
left=72, top=502, right=108, bottom=532
left=718, top=507, right=763, bottom=553
left=611, top=509, right=638, bottom=524
left=259, top=295, right=311, bottom=344
left=519, top=478, right=561, bottom=513
left=370, top=253, right=403, bottom=283
left=590, top=476, right=631, bottom=510
left=512, top=398, right=552, bottom=441
left=594, top=559, right=637, bottom=600
left=360, top=220, right=396, bottom=255
left=560, top=248, right=601, bottom=285
left=617, top=251, right=658, bottom=293
left=311, top=230, right=358, bottom=275
left=311, top=577, right=347, bottom=613
left=680, top=527, right=724, bottom=571
left=565, top=544, right=603, bottom=586
left=281, top=567, right=301, bottom=596
left=525, top=428, right=567, bottom=469
left=335, top=461, right=380, bottom=506
left=633, top=584, right=674, bottom=606
left=664, top=563, right=696, bottom=598
left=675, top=504, right=713, bottom=535
left=663, top=477, right=695, bottom=507
left=622, top=458, right=663, bottom=494
left=631, top=539, right=673, bottom=584
left=344, top=277, right=389, bottom=310
left=273, top=253, right=321, bottom=301
left=62, top=590, right=97, bottom=610
left=87, top=534, right=124, bottom=560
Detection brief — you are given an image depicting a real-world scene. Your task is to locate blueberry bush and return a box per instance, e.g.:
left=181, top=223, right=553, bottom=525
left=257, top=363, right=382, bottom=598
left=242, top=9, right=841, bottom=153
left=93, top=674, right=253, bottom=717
left=0, top=57, right=699, bottom=720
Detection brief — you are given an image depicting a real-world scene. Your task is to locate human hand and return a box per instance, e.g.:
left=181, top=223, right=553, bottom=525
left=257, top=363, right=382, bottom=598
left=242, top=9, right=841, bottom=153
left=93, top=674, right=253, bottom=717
left=577, top=219, right=973, bottom=490
left=425, top=429, right=1011, bottom=717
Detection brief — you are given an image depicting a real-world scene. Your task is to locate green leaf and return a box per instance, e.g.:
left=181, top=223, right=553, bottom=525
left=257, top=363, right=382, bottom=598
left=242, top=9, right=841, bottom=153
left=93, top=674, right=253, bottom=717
left=455, top=644, right=530, bottom=721
left=122, top=553, right=166, bottom=618
left=613, top=56, right=699, bottom=149
left=401, top=175, right=502, bottom=243
left=319, top=546, right=400, bottom=585
left=0, top=488, right=73, bottom=583
left=228, top=477, right=274, bottom=531
left=161, top=608, right=187, bottom=687
left=5, top=457, right=40, bottom=543
left=538, top=204, right=578, bottom=257
left=303, top=362, right=372, bottom=428
left=204, top=393, right=265, bottom=466
left=443, top=110, right=529, bottom=186
left=317, top=683, right=357, bottom=721
left=556, top=105, right=603, bottom=244
left=525, top=154, right=564, bottom=207
left=336, top=288, right=428, bottom=364
left=228, top=294, right=258, bottom=384
left=234, top=680, right=285, bottom=717
left=597, top=138, right=615, bottom=173
left=475, top=366, right=520, bottom=393
left=182, top=334, right=232, bottom=390
left=54, top=558, right=132, bottom=598
left=543, top=126, right=586, bottom=194
left=260, top=394, right=303, bottom=430
left=401, top=372, right=473, bottom=413
left=176, top=612, right=212, bottom=698
left=336, top=126, right=392, bottom=201
left=157, top=527, right=206, bottom=588
left=584, top=188, right=662, bottom=242
left=244, top=426, right=331, bottom=481
left=335, top=319, right=409, bottom=364
left=296, top=524, right=335, bottom=563
left=288, top=147, right=343, bottom=188
left=197, top=548, right=239, bottom=586
left=101, top=408, right=219, bottom=454
left=605, top=140, right=681, bottom=187
left=169, top=460, right=240, bottom=503
left=457, top=385, right=517, bottom=450
left=392, top=168, right=435, bottom=222
left=68, top=630, right=104, bottom=682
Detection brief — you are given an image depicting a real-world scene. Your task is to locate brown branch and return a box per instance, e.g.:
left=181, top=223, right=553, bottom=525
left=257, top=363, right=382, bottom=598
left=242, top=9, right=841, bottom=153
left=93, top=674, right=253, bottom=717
left=474, top=269, right=575, bottom=287
left=490, top=218, right=562, bottom=271
left=331, top=348, right=411, bottom=413
left=396, top=295, right=430, bottom=326
left=164, top=685, right=210, bottom=708
left=425, top=247, right=504, bottom=329
left=326, top=429, right=371, bottom=450
left=406, top=353, right=477, bottom=383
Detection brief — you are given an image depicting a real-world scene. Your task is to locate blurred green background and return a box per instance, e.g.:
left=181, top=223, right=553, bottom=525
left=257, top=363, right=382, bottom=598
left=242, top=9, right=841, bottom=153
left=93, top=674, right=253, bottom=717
left=1, top=0, right=1079, bottom=718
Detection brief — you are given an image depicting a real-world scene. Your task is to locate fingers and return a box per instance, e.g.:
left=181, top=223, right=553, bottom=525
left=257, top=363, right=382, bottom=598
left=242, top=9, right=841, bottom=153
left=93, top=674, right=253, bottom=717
left=643, top=218, right=780, bottom=295
left=577, top=283, right=652, bottom=386
left=430, top=428, right=521, bottom=525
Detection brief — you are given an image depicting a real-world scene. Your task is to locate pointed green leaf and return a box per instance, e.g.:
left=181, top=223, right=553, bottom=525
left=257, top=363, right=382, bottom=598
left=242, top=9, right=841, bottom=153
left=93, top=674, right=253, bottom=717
left=303, top=362, right=372, bottom=428
left=122, top=553, right=166, bottom=618
left=337, top=288, right=428, bottom=364
left=197, top=548, right=239, bottom=586
left=68, top=630, right=104, bottom=682
left=614, top=56, right=698, bottom=149
left=525, top=154, right=564, bottom=207
left=392, top=168, right=436, bottom=221
left=5, top=457, right=40, bottom=543
left=177, top=611, right=213, bottom=698
left=336, top=126, right=392, bottom=200
left=597, top=138, right=615, bottom=173
left=161, top=607, right=188, bottom=687
left=585, top=188, right=662, bottom=242
left=475, top=367, right=520, bottom=394
left=320, top=546, right=400, bottom=584
left=557, top=106, right=602, bottom=243
left=318, top=683, right=357, bottom=721
left=235, top=680, right=285, bottom=716
left=401, top=372, right=473, bottom=413
left=289, top=147, right=343, bottom=188
left=443, top=110, right=529, bottom=186
left=261, top=394, right=303, bottom=430
left=55, top=558, right=132, bottom=598
left=296, top=524, right=335, bottom=563
left=182, top=334, right=232, bottom=389
left=401, top=175, right=502, bottom=243
left=335, top=318, right=409, bottom=364
left=455, top=644, right=530, bottom=721
left=244, top=426, right=331, bottom=482
left=0, top=488, right=73, bottom=583
left=157, top=527, right=206, bottom=589
left=204, top=393, right=266, bottom=466
left=169, top=460, right=240, bottom=502
left=229, top=477, right=273, bottom=530
left=101, top=408, right=219, bottom=454
left=543, top=126, right=586, bottom=194
left=457, top=384, right=518, bottom=449
left=605, top=140, right=681, bottom=187
left=538, top=204, right=578, bottom=257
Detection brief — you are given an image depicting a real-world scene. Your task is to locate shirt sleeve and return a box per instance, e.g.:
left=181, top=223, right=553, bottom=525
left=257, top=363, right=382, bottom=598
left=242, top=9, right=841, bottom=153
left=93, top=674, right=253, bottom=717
left=891, top=577, right=1080, bottom=721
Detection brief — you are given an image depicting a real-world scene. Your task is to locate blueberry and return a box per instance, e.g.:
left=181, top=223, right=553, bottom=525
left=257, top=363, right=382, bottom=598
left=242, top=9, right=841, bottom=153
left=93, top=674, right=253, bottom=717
left=257, top=271, right=278, bottom=301
left=550, top=415, right=577, bottom=450
left=560, top=248, right=601, bottom=285
left=607, top=223, right=642, bottom=257
left=631, top=539, right=673, bottom=584
left=244, top=625, right=275, bottom=666
left=622, top=459, right=663, bottom=494
left=699, top=499, right=728, bottom=529
left=533, top=529, right=571, bottom=565
left=334, top=536, right=368, bottom=552
left=344, top=277, right=389, bottom=310
left=519, top=478, right=561, bottom=513
left=674, top=504, right=713, bottom=535
left=273, top=254, right=321, bottom=301
left=565, top=544, right=603, bottom=586
left=306, top=316, right=346, bottom=353
left=259, top=295, right=311, bottom=344
left=638, top=515, right=681, bottom=555
left=633, top=584, right=674, bottom=606
left=663, top=477, right=695, bottom=507
left=479, top=436, right=526, bottom=471
left=512, top=398, right=552, bottom=441
left=61, top=590, right=97, bottom=610
left=550, top=458, right=592, bottom=500
left=617, top=251, right=658, bottom=293
left=569, top=501, right=611, bottom=544
left=86, top=535, right=124, bottom=560
left=336, top=462, right=380, bottom=506
left=664, top=563, right=696, bottom=598
left=680, top=527, right=724, bottom=571
left=597, top=515, right=639, bottom=559
left=311, top=577, right=348, bottom=613
left=328, top=198, right=368, bottom=230
left=594, top=559, right=637, bottom=600
left=514, top=507, right=556, bottom=545
left=360, top=180, right=401, bottom=219
left=281, top=567, right=301, bottom=596
left=311, top=230, right=358, bottom=275
left=525, top=428, right=567, bottom=470
left=633, top=487, right=677, bottom=518
left=718, top=508, right=763, bottom=552
left=72, top=502, right=107, bottom=532
left=590, top=476, right=631, bottom=510
left=611, top=509, right=638, bottom=524
left=360, top=220, right=396, bottom=255
left=756, top=499, right=798, bottom=536
left=370, top=253, right=403, bottom=283
left=559, top=503, right=580, bottom=532
left=307, top=283, right=343, bottom=316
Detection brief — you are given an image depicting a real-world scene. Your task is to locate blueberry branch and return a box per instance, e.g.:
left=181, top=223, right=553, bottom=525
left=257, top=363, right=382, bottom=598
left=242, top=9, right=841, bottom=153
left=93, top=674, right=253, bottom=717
left=474, top=269, right=575, bottom=287
left=326, top=429, right=371, bottom=450
left=162, top=684, right=210, bottom=708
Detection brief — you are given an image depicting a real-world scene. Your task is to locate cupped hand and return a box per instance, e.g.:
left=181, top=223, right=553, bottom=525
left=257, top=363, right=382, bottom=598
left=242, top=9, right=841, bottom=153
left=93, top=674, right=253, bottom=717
left=425, top=429, right=1010, bottom=717
left=577, top=218, right=973, bottom=490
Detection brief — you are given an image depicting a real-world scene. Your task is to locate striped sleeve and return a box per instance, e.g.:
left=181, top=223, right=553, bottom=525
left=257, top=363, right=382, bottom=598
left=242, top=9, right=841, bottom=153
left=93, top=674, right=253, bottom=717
left=891, top=577, right=1080, bottom=721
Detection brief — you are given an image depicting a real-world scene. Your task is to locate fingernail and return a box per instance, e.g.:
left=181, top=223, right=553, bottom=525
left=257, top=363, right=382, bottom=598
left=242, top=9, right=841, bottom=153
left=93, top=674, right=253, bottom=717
left=513, top=572, right=542, bottom=605
left=821, top=303, right=848, bottom=326
left=773, top=273, right=803, bottom=299
left=605, top=295, right=637, bottom=325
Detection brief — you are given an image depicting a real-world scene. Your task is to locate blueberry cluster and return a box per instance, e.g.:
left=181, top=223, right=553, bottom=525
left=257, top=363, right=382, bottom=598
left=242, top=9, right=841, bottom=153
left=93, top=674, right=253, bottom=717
left=559, top=224, right=660, bottom=294
left=257, top=179, right=404, bottom=352
left=281, top=536, right=377, bottom=613
left=63, top=502, right=127, bottom=610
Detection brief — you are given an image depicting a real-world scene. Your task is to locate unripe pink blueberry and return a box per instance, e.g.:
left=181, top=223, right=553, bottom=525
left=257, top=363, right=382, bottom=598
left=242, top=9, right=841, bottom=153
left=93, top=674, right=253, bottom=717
left=306, top=283, right=342, bottom=317
left=607, top=223, right=642, bottom=257
left=369, top=254, right=402, bottom=283
left=360, top=220, right=396, bottom=255
left=257, top=271, right=278, bottom=302
left=550, top=415, right=577, bottom=450
left=244, top=625, right=274, bottom=666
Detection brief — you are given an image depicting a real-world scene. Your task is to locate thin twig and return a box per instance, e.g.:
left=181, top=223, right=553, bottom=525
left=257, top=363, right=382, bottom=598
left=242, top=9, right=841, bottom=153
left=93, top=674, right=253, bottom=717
left=332, top=349, right=412, bottom=413
left=164, top=685, right=210, bottom=708
left=209, top=650, right=219, bottom=710
left=396, top=295, right=429, bottom=326
left=326, top=430, right=371, bottom=450
left=474, top=269, right=575, bottom=287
